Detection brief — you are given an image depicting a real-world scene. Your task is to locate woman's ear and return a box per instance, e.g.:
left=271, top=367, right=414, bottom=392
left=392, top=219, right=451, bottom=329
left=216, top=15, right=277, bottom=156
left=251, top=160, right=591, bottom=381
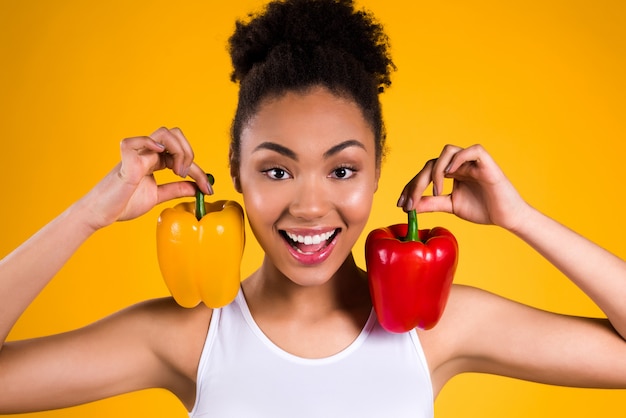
left=231, top=175, right=242, bottom=193
left=229, top=148, right=242, bottom=193
left=374, top=167, right=381, bottom=193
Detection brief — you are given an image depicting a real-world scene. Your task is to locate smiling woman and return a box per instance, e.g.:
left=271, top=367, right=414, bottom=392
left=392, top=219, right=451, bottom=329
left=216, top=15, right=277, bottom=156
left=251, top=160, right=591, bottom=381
left=1, top=0, right=626, bottom=417
left=238, top=87, right=379, bottom=283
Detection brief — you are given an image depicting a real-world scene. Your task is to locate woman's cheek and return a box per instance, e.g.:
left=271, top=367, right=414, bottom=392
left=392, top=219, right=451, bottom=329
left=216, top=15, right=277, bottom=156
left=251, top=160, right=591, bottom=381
left=340, top=182, right=375, bottom=219
left=242, top=182, right=287, bottom=228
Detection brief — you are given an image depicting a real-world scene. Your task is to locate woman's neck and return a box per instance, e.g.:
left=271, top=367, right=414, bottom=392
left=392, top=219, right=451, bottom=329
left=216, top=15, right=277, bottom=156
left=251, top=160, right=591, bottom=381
left=240, top=254, right=373, bottom=358
left=241, top=254, right=371, bottom=321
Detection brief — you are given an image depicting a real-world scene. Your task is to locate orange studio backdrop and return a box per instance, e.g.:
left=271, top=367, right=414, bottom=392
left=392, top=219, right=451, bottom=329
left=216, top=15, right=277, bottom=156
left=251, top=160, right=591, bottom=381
left=1, top=1, right=625, bottom=417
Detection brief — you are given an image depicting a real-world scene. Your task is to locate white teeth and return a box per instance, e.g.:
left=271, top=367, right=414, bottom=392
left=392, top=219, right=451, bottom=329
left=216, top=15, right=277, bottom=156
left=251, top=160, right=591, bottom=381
left=286, top=230, right=335, bottom=245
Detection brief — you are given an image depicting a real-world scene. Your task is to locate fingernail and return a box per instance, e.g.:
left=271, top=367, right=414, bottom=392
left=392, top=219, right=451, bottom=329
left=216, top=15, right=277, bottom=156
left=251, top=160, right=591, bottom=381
left=180, top=167, right=189, bottom=178
left=155, top=142, right=166, bottom=149
left=404, top=197, right=413, bottom=211
left=444, top=163, right=453, bottom=173
left=433, top=184, right=439, bottom=196
left=397, top=195, right=406, bottom=207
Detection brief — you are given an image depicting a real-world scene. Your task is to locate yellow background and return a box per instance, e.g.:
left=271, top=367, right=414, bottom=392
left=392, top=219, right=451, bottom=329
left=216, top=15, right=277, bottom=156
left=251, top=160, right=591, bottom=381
left=1, top=0, right=625, bottom=416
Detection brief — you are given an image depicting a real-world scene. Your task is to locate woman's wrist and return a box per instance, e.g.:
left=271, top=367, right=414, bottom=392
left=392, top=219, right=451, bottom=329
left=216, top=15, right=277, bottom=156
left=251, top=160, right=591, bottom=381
left=70, top=191, right=114, bottom=235
left=502, top=201, right=539, bottom=238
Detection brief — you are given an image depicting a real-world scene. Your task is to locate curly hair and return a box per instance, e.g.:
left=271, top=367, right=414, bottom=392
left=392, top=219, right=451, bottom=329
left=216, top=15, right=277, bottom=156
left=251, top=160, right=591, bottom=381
left=228, top=0, right=395, bottom=172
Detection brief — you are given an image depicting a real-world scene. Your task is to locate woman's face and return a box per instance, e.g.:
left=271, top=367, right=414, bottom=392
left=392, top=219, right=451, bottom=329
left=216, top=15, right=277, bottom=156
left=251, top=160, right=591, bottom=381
left=236, top=87, right=380, bottom=286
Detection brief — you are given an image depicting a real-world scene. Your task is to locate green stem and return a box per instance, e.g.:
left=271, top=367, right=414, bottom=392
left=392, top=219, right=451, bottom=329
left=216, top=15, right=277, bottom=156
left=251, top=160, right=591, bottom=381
left=195, top=189, right=205, bottom=221
left=405, top=209, right=420, bottom=242
left=195, top=173, right=215, bottom=221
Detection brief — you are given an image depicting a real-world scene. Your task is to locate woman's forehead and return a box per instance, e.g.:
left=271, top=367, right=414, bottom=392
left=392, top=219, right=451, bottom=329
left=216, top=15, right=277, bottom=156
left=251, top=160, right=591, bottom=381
left=235, top=88, right=380, bottom=176
left=241, top=88, right=375, bottom=147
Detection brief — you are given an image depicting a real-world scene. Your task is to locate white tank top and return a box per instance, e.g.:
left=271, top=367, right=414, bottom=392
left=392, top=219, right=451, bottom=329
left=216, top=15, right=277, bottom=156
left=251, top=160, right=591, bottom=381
left=189, top=290, right=434, bottom=417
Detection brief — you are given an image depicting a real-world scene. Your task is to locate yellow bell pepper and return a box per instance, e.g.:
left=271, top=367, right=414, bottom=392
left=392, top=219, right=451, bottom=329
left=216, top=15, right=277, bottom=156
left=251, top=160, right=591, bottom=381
left=156, top=175, right=245, bottom=308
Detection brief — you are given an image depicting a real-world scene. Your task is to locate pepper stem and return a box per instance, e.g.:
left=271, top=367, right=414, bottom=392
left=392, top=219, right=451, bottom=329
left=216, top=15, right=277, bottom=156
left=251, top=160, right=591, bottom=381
left=195, top=173, right=215, bottom=221
left=404, top=209, right=420, bottom=242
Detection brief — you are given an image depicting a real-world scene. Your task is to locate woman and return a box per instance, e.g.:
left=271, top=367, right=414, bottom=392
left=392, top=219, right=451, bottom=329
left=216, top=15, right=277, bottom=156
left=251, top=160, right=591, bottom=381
left=1, top=0, right=625, bottom=416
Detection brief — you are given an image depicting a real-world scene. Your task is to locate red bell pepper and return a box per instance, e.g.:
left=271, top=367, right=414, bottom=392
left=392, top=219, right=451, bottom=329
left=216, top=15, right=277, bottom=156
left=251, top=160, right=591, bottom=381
left=365, top=210, right=458, bottom=333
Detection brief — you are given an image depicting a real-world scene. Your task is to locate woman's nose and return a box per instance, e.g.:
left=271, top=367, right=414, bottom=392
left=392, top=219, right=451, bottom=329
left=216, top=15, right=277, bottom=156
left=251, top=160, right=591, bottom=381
left=288, top=177, right=330, bottom=220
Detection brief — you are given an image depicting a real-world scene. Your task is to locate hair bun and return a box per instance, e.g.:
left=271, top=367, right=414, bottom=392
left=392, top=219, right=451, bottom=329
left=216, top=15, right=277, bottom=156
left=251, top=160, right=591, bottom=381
left=229, top=0, right=394, bottom=91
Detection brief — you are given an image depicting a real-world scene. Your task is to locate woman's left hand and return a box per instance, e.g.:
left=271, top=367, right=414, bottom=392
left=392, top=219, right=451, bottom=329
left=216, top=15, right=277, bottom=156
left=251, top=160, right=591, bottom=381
left=397, top=144, right=530, bottom=232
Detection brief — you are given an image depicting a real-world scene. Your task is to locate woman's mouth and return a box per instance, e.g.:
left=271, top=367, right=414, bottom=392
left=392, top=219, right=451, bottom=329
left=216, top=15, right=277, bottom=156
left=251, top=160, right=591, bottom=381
left=279, top=228, right=340, bottom=265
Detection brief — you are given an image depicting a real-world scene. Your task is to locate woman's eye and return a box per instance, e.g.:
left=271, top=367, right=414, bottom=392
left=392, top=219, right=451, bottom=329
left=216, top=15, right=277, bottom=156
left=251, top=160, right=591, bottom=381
left=264, top=168, right=291, bottom=180
left=331, top=167, right=356, bottom=179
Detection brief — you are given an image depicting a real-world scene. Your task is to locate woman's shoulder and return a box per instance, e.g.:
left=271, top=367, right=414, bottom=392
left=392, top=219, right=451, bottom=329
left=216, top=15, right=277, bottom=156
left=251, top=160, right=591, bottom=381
left=0, top=297, right=213, bottom=413
left=127, top=296, right=213, bottom=326
left=417, top=283, right=515, bottom=347
left=122, top=297, right=212, bottom=407
left=416, top=284, right=511, bottom=393
left=128, top=296, right=213, bottom=361
left=111, top=297, right=213, bottom=381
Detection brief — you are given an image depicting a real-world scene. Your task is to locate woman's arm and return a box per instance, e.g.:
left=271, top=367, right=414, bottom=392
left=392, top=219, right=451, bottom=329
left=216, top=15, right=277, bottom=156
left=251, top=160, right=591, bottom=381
left=0, top=197, right=97, bottom=344
left=0, top=296, right=211, bottom=414
left=0, top=127, right=212, bottom=412
left=400, top=144, right=626, bottom=337
left=0, top=127, right=211, bottom=344
left=401, top=144, right=626, bottom=390
left=510, top=205, right=626, bottom=338
left=422, top=284, right=626, bottom=396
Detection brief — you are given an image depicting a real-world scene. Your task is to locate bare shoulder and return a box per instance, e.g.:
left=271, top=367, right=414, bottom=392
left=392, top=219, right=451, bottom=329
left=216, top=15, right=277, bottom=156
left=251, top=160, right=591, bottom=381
left=0, top=298, right=212, bottom=414
left=418, top=284, right=626, bottom=397
left=417, top=284, right=546, bottom=395
left=121, top=297, right=213, bottom=383
left=126, top=298, right=213, bottom=408
left=417, top=284, right=555, bottom=392
left=416, top=284, right=491, bottom=391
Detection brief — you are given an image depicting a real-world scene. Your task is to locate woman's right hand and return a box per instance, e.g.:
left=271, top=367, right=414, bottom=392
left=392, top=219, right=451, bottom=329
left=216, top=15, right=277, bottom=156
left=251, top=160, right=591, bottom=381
left=81, top=127, right=213, bottom=231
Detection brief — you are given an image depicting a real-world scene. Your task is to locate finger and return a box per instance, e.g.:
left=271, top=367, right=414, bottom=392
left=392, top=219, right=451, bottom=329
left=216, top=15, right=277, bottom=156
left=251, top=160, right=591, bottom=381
left=118, top=136, right=165, bottom=183
left=431, top=144, right=463, bottom=196
left=169, top=127, right=195, bottom=177
left=120, top=135, right=165, bottom=157
left=150, top=127, right=192, bottom=178
left=144, top=138, right=167, bottom=153
left=397, top=159, right=436, bottom=211
left=150, top=127, right=183, bottom=174
left=187, top=162, right=214, bottom=195
left=415, top=194, right=454, bottom=215
left=443, top=144, right=487, bottom=178
left=156, top=181, right=198, bottom=205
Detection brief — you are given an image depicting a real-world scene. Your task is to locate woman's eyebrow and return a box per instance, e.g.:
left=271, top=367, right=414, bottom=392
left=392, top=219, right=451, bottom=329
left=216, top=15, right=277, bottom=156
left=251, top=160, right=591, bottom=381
left=323, top=139, right=365, bottom=158
left=253, top=139, right=365, bottom=161
left=253, top=142, right=298, bottom=160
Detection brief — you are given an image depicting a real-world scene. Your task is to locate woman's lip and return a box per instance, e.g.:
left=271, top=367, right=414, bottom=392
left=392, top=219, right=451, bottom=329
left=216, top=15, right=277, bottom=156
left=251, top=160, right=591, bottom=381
left=282, top=229, right=337, bottom=246
left=280, top=227, right=338, bottom=236
left=280, top=229, right=340, bottom=266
